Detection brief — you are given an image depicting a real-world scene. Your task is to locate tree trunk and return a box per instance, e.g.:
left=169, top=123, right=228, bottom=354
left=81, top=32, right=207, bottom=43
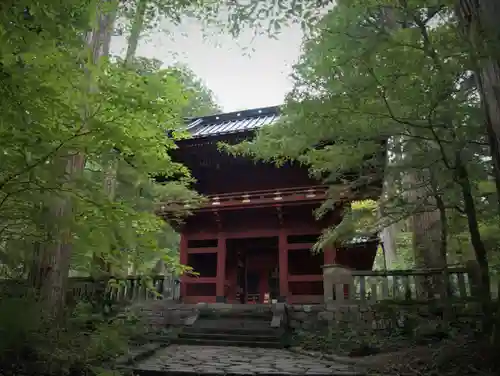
left=484, top=109, right=500, bottom=217
left=379, top=138, right=399, bottom=268
left=35, top=1, right=116, bottom=316
left=379, top=182, right=398, bottom=268
left=456, top=0, right=500, bottom=216
left=435, top=192, right=453, bottom=321
left=121, top=0, right=152, bottom=275
left=455, top=150, right=492, bottom=329
left=89, top=3, right=119, bottom=306
left=37, top=154, right=85, bottom=315
left=153, top=259, right=166, bottom=275
left=380, top=8, right=442, bottom=278
left=434, top=194, right=448, bottom=271
left=380, top=222, right=398, bottom=267
left=125, top=0, right=148, bottom=63
left=405, top=169, right=445, bottom=298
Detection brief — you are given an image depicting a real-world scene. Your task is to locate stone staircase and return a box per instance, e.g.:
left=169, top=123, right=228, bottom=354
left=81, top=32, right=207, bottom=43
left=171, top=305, right=286, bottom=348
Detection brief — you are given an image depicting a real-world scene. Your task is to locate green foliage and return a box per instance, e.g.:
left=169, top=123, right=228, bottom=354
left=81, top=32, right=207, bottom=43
left=170, top=63, right=221, bottom=117
left=293, top=326, right=409, bottom=356
left=0, top=0, right=334, bottom=295
left=225, top=0, right=499, bottom=278
left=0, top=294, right=138, bottom=376
left=119, top=57, right=220, bottom=118
left=128, top=0, right=327, bottom=36
left=65, top=58, right=204, bottom=275
left=319, top=200, right=379, bottom=248
left=0, top=1, right=215, bottom=278
left=0, top=0, right=386, bottom=374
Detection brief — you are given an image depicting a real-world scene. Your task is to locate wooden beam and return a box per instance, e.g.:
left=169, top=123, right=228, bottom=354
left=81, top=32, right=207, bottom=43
left=278, top=229, right=288, bottom=301
left=216, top=233, right=227, bottom=299
left=288, top=274, right=323, bottom=282
left=185, top=227, right=321, bottom=241
left=186, top=247, right=219, bottom=254
left=179, top=234, right=188, bottom=300
left=288, top=295, right=323, bottom=304
left=183, top=277, right=217, bottom=284
left=287, top=242, right=315, bottom=250
left=183, top=295, right=217, bottom=304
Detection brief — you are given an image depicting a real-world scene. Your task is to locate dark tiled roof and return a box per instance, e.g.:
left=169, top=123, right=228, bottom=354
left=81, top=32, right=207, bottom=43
left=185, top=106, right=280, bottom=139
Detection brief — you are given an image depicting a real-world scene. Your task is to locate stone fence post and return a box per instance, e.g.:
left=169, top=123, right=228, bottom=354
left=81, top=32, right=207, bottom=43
left=322, top=264, right=353, bottom=303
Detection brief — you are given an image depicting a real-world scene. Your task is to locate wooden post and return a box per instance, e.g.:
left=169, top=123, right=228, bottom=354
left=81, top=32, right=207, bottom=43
left=216, top=234, right=227, bottom=302
left=179, top=234, right=188, bottom=301
left=278, top=230, right=288, bottom=302
left=323, top=246, right=336, bottom=303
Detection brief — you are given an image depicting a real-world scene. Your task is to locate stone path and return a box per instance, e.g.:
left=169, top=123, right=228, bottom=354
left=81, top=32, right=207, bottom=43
left=134, top=345, right=361, bottom=375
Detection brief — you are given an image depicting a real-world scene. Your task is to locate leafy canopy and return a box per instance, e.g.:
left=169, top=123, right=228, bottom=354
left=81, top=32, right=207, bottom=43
left=227, top=0, right=493, bottom=260
left=0, top=1, right=210, bottom=277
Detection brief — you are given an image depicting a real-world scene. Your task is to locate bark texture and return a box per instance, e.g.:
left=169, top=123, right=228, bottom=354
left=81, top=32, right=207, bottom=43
left=456, top=0, right=500, bottom=214
left=34, top=0, right=116, bottom=315
left=405, top=169, right=445, bottom=298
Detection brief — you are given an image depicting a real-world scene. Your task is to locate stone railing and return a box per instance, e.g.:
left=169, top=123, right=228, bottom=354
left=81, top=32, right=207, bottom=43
left=68, top=275, right=180, bottom=303
left=0, top=275, right=180, bottom=306
left=322, top=264, right=480, bottom=304
left=286, top=263, right=489, bottom=334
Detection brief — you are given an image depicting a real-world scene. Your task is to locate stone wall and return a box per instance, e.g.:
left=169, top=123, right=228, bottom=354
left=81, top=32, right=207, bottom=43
left=288, top=302, right=483, bottom=355
left=287, top=302, right=483, bottom=332
left=130, top=300, right=197, bottom=330
left=130, top=301, right=278, bottom=332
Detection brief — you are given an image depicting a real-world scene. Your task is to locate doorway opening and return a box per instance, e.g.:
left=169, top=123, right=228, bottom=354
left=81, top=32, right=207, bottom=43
left=225, top=237, right=278, bottom=304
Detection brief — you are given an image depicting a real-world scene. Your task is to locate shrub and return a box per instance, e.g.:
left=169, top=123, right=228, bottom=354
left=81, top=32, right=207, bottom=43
left=0, top=292, right=139, bottom=376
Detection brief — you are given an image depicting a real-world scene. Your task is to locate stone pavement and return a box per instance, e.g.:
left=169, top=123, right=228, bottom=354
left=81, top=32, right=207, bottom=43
left=134, top=345, right=362, bottom=375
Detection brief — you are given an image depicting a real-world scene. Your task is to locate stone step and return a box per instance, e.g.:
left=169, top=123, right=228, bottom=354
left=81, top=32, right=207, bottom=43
left=182, top=326, right=285, bottom=336
left=171, top=337, right=284, bottom=348
left=198, top=311, right=273, bottom=320
left=183, top=326, right=284, bottom=336
left=178, top=331, right=280, bottom=342
left=192, top=318, right=272, bottom=331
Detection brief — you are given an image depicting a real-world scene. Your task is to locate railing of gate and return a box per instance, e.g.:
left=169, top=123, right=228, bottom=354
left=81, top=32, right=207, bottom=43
left=322, top=265, right=497, bottom=304
left=68, top=275, right=180, bottom=303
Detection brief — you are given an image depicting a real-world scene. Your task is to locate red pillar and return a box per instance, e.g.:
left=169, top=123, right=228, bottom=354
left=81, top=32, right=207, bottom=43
left=179, top=234, right=188, bottom=301
left=324, top=245, right=337, bottom=265
left=278, top=230, right=288, bottom=302
left=324, top=245, right=341, bottom=299
left=216, top=233, right=227, bottom=302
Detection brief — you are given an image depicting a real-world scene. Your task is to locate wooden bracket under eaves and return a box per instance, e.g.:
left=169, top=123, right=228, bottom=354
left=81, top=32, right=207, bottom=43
left=275, top=205, right=284, bottom=226
left=212, top=209, right=222, bottom=231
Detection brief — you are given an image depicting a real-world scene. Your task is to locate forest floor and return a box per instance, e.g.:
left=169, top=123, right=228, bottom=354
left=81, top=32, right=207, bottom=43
left=337, top=337, right=498, bottom=376
left=293, top=331, right=499, bottom=375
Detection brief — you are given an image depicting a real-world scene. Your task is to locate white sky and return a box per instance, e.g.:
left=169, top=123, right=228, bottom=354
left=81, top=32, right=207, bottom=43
left=111, top=17, right=303, bottom=112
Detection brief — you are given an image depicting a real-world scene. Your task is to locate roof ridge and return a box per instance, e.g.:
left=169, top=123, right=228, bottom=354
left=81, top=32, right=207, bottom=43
left=184, top=105, right=281, bottom=139
left=188, top=105, right=281, bottom=124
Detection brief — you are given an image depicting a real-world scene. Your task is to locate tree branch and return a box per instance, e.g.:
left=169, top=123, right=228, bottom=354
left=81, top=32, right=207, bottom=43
left=0, top=128, right=95, bottom=191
